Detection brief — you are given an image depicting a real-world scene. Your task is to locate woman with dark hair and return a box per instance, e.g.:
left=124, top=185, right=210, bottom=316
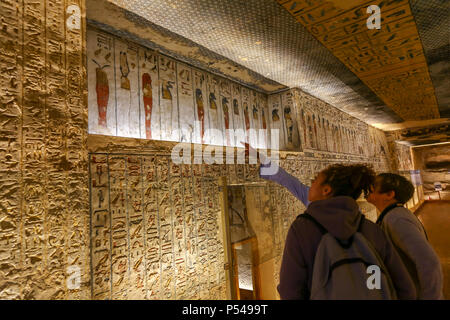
left=242, top=143, right=416, bottom=300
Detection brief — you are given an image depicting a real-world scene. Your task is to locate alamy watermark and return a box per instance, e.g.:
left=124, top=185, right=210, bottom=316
left=367, top=5, right=381, bottom=30
left=67, top=265, right=81, bottom=290
left=366, top=265, right=381, bottom=290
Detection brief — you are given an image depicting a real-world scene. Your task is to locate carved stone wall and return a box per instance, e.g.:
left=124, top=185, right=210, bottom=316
left=89, top=152, right=228, bottom=299
left=1, top=1, right=398, bottom=300
left=413, top=144, right=450, bottom=200
left=291, top=88, right=392, bottom=173
left=87, top=26, right=275, bottom=150
left=86, top=127, right=390, bottom=300
left=0, top=0, right=89, bottom=299
left=385, top=133, right=414, bottom=172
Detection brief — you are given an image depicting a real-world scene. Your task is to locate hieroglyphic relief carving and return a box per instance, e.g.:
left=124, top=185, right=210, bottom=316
left=127, top=156, right=146, bottom=299
left=86, top=128, right=393, bottom=300
left=278, top=0, right=440, bottom=120
left=142, top=156, right=161, bottom=299
left=177, top=64, right=195, bottom=144
left=170, top=162, right=187, bottom=299
left=90, top=155, right=229, bottom=300
left=21, top=0, right=47, bottom=284
left=159, top=56, right=178, bottom=142
left=0, top=0, right=22, bottom=299
left=109, top=156, right=129, bottom=299
left=0, top=0, right=403, bottom=301
left=88, top=29, right=115, bottom=136
left=182, top=164, right=200, bottom=299
left=0, top=0, right=89, bottom=299
left=219, top=79, right=233, bottom=147
left=90, top=155, right=111, bottom=300
left=291, top=88, right=390, bottom=164
left=280, top=91, right=300, bottom=150
left=87, top=26, right=283, bottom=152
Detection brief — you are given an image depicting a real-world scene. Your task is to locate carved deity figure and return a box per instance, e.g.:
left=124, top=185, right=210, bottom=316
left=196, top=89, right=205, bottom=143
left=142, top=73, right=153, bottom=139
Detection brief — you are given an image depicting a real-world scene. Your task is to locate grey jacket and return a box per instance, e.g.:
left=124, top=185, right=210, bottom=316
left=380, top=206, right=444, bottom=299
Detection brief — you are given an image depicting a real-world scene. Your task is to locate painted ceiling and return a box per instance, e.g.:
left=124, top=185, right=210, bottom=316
left=388, top=122, right=450, bottom=146
left=93, top=0, right=449, bottom=144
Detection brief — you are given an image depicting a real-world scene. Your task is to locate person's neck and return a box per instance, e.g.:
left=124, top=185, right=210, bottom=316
left=377, top=200, right=398, bottom=215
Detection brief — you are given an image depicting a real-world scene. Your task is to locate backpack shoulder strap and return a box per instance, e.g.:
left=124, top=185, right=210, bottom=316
left=298, top=213, right=328, bottom=235
left=357, top=214, right=365, bottom=232
left=376, top=202, right=402, bottom=225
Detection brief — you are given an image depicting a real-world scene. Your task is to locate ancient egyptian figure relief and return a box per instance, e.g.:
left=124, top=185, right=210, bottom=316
left=88, top=29, right=115, bottom=136
left=115, top=40, right=140, bottom=138
left=177, top=64, right=195, bottom=143
left=281, top=90, right=300, bottom=150
left=268, top=93, right=286, bottom=150
left=159, top=56, right=178, bottom=142
left=193, top=70, right=209, bottom=144
left=89, top=27, right=301, bottom=152
left=219, top=79, right=233, bottom=147
left=139, top=48, right=159, bottom=140
left=259, top=92, right=270, bottom=150
left=231, top=84, right=245, bottom=148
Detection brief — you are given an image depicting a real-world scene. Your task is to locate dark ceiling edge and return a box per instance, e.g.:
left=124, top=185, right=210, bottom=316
left=389, top=120, right=450, bottom=132
left=273, top=1, right=405, bottom=124
left=407, top=0, right=442, bottom=119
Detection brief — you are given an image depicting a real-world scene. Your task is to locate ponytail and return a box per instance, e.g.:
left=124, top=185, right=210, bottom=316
left=321, top=164, right=375, bottom=200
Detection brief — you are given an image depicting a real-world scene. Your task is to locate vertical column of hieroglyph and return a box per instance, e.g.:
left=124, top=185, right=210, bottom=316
left=227, top=162, right=237, bottom=186
left=206, top=165, right=226, bottom=299
left=45, top=0, right=69, bottom=299
left=6, top=0, right=89, bottom=299
left=0, top=0, right=22, bottom=300
left=90, top=154, right=111, bottom=300
left=62, top=0, right=89, bottom=300
left=170, top=162, right=187, bottom=299
left=269, top=184, right=282, bottom=258
left=212, top=164, right=226, bottom=299
left=21, top=0, right=48, bottom=298
left=127, top=156, right=146, bottom=299
left=108, top=155, right=129, bottom=299
left=202, top=164, right=216, bottom=298
left=142, top=155, right=161, bottom=300
left=192, top=163, right=208, bottom=299
left=157, top=156, right=175, bottom=299
left=181, top=163, right=199, bottom=299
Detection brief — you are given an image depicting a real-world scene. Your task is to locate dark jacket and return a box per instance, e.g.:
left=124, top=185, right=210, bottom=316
left=277, top=196, right=417, bottom=300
